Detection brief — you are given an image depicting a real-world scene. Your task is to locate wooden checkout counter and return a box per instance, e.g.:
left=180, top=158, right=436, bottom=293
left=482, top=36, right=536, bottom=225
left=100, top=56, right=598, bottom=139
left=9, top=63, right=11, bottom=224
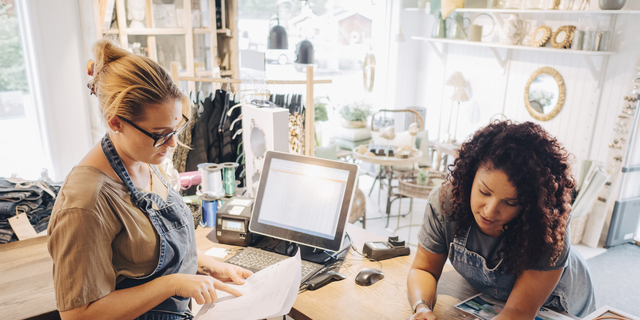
left=0, top=223, right=484, bottom=320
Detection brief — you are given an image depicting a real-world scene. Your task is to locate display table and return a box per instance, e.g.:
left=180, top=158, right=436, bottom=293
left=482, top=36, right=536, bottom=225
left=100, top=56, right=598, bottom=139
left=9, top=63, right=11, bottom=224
left=352, top=149, right=422, bottom=227
left=428, top=140, right=459, bottom=172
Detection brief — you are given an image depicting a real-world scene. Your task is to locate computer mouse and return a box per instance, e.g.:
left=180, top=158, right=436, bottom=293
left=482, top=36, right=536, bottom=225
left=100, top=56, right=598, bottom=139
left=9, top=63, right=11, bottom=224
left=355, top=268, right=384, bottom=286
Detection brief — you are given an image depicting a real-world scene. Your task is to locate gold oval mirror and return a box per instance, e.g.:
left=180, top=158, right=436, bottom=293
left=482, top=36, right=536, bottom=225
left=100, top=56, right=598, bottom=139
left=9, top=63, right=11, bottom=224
left=524, top=67, right=565, bottom=121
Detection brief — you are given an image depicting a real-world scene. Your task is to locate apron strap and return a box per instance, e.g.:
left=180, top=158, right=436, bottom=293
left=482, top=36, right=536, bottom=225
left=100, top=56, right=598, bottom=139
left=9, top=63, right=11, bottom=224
left=101, top=134, right=167, bottom=207
left=101, top=134, right=138, bottom=194
left=150, top=165, right=173, bottom=191
left=453, top=225, right=472, bottom=247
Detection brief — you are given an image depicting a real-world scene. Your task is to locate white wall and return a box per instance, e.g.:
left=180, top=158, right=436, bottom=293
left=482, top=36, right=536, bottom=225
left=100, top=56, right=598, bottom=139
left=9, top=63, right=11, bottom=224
left=396, top=4, right=640, bottom=178
left=22, top=0, right=94, bottom=181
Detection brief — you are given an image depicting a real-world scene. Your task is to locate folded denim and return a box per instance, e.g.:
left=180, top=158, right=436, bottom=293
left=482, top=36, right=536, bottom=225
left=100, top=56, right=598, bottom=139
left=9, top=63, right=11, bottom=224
left=0, top=228, right=16, bottom=244
left=0, top=201, right=18, bottom=217
left=0, top=178, right=60, bottom=243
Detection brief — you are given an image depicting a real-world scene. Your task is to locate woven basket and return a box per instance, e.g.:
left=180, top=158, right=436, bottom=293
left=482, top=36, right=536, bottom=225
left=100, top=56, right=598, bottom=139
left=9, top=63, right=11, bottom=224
left=398, top=170, right=447, bottom=199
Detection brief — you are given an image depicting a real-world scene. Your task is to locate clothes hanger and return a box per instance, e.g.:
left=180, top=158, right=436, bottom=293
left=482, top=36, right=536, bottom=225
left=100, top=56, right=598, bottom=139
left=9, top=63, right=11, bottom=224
left=232, top=128, right=243, bottom=140
left=235, top=151, right=244, bottom=165
left=230, top=114, right=243, bottom=131
left=226, top=100, right=249, bottom=117
left=251, top=99, right=277, bottom=108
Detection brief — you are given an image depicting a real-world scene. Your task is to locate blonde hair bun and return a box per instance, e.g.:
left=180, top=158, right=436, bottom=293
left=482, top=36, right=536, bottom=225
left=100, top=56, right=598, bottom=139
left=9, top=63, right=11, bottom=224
left=90, top=39, right=188, bottom=124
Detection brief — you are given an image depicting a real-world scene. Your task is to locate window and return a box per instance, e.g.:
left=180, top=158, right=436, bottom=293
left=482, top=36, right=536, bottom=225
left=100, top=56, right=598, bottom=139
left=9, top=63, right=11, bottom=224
left=238, top=0, right=391, bottom=146
left=0, top=0, right=51, bottom=180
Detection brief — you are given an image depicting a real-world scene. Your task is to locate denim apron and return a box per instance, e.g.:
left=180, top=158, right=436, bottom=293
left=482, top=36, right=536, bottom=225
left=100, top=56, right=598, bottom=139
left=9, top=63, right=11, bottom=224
left=102, top=134, right=198, bottom=320
left=449, top=226, right=596, bottom=318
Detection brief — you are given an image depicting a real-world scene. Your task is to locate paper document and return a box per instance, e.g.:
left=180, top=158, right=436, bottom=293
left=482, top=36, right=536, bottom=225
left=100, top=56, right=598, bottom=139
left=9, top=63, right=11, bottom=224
left=455, top=293, right=573, bottom=320
left=195, top=250, right=302, bottom=320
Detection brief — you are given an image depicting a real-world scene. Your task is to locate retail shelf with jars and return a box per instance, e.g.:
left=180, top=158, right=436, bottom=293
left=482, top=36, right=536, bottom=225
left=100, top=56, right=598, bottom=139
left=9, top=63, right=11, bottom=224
left=406, top=8, right=640, bottom=15
left=408, top=3, right=640, bottom=82
left=94, top=0, right=239, bottom=91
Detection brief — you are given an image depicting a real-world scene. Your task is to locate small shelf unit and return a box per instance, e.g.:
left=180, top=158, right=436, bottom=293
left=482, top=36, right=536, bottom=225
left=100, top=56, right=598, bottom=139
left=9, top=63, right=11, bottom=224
left=409, top=8, right=640, bottom=83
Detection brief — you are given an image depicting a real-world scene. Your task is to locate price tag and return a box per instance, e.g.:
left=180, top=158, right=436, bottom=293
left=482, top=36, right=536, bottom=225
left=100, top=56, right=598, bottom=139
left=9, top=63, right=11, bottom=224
left=8, top=213, right=45, bottom=240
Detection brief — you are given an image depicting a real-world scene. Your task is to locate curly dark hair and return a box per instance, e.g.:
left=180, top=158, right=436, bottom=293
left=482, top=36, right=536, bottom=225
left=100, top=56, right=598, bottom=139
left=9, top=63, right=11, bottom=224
left=443, top=120, right=574, bottom=275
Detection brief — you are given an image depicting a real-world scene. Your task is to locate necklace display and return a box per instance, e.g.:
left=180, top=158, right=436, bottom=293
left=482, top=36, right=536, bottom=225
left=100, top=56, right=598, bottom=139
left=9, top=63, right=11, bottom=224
left=148, top=164, right=153, bottom=193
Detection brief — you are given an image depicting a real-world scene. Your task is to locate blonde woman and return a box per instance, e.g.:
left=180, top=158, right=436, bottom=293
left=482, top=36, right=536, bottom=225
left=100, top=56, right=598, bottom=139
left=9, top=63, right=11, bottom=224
left=47, top=39, right=252, bottom=320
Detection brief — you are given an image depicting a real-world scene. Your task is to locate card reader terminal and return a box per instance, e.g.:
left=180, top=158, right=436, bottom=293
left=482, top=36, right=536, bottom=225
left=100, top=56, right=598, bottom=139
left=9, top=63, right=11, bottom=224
left=216, top=197, right=254, bottom=246
left=362, top=236, right=411, bottom=261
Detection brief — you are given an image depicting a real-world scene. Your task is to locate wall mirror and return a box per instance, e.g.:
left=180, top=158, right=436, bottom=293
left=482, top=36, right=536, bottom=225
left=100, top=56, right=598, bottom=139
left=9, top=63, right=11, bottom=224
left=550, top=25, right=576, bottom=49
left=524, top=67, right=565, bottom=121
left=530, top=25, right=551, bottom=47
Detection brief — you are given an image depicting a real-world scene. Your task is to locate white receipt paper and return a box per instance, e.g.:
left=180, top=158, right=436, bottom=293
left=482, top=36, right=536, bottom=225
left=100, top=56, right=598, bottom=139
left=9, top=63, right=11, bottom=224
left=195, top=250, right=302, bottom=320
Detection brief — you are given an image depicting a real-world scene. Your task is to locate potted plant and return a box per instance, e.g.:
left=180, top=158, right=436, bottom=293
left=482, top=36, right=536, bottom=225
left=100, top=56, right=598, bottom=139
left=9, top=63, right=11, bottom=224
left=339, top=100, right=372, bottom=128
left=314, top=97, right=329, bottom=146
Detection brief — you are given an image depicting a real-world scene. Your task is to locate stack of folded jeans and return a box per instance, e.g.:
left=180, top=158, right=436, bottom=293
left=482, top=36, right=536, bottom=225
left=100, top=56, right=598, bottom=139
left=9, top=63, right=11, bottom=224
left=0, top=178, right=60, bottom=244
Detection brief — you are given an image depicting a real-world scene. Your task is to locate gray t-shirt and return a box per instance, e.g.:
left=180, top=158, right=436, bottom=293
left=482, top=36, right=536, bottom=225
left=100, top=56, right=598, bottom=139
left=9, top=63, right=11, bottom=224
left=417, top=184, right=570, bottom=270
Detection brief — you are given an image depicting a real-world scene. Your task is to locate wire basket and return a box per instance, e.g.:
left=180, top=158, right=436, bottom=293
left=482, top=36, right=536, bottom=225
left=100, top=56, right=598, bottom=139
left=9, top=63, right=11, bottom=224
left=398, top=170, right=447, bottom=199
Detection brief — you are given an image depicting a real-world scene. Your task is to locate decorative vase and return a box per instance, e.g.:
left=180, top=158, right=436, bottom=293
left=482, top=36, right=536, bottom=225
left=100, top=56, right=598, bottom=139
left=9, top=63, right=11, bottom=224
left=599, top=0, right=626, bottom=9
left=499, top=14, right=525, bottom=45
left=449, top=12, right=470, bottom=40
left=341, top=118, right=367, bottom=128
left=432, top=11, right=447, bottom=38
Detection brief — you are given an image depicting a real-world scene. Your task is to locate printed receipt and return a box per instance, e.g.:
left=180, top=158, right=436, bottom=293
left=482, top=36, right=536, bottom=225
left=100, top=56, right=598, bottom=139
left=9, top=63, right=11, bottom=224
left=195, top=251, right=302, bottom=320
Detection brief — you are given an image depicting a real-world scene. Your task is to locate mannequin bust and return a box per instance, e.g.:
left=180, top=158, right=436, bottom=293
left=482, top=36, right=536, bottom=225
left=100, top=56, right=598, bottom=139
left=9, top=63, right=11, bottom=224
left=127, top=0, right=146, bottom=29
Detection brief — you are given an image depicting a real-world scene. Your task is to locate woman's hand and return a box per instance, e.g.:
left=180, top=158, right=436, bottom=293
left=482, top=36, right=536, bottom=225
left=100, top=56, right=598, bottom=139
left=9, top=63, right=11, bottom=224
left=198, top=255, right=254, bottom=285
left=168, top=274, right=242, bottom=305
left=409, top=307, right=438, bottom=320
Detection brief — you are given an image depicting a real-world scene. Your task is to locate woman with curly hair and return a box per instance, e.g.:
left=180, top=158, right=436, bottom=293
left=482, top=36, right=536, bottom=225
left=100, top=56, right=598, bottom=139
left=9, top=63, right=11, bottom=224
left=407, top=121, right=595, bottom=320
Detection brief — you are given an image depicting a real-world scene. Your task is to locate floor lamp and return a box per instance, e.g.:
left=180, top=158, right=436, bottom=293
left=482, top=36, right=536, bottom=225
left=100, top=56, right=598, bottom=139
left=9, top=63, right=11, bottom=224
left=445, top=72, right=469, bottom=144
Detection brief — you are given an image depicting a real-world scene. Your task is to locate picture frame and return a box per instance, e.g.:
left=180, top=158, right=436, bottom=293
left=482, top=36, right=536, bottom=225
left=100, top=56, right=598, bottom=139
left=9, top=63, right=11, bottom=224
left=581, top=306, right=640, bottom=320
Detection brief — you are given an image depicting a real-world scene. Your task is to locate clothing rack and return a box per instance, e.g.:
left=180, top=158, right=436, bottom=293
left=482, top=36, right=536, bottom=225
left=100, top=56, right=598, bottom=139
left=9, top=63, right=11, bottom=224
left=170, top=62, right=331, bottom=157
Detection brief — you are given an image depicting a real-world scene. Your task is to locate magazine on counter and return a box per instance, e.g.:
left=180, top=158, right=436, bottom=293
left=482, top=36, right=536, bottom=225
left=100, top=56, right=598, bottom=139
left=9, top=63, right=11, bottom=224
left=454, top=293, right=574, bottom=320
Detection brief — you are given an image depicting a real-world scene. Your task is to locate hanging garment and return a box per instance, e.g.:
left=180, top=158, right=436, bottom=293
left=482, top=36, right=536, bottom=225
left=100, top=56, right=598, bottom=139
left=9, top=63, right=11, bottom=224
left=172, top=104, right=199, bottom=174
left=216, top=90, right=236, bottom=163
left=185, top=93, right=223, bottom=172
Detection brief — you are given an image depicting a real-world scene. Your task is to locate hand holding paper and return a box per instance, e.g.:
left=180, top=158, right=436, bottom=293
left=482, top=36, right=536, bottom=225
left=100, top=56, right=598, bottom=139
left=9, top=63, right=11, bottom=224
left=195, top=250, right=302, bottom=320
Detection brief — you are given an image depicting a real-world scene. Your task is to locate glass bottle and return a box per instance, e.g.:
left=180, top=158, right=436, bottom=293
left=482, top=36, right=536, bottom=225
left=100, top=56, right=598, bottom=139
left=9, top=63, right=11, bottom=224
left=524, top=0, right=545, bottom=9
left=503, top=0, right=523, bottom=9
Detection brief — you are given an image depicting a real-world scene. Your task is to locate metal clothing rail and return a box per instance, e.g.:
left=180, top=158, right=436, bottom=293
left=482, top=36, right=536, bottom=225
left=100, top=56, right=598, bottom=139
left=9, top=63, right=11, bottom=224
left=169, top=62, right=331, bottom=157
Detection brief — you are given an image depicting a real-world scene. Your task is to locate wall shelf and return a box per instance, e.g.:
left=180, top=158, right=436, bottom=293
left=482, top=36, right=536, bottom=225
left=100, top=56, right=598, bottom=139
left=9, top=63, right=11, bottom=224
left=193, top=28, right=232, bottom=36
left=125, top=28, right=187, bottom=35
left=412, top=36, right=614, bottom=55
left=413, top=36, right=612, bottom=80
left=405, top=8, right=640, bottom=14
left=95, top=0, right=240, bottom=92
